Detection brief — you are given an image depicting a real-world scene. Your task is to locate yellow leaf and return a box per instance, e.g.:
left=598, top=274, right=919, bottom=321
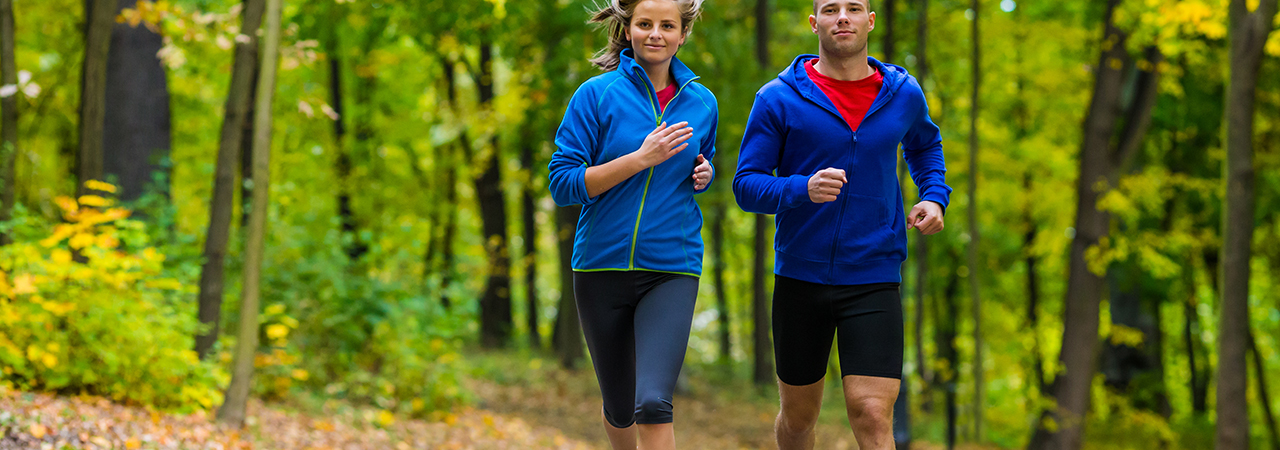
left=142, top=247, right=163, bottom=262
left=482, top=413, right=496, bottom=428
left=264, top=304, right=286, bottom=316
left=410, top=398, right=425, bottom=411
left=314, top=420, right=335, bottom=431
left=126, top=438, right=142, bottom=449
left=266, top=324, right=289, bottom=341
left=291, top=369, right=309, bottom=380
left=69, top=233, right=95, bottom=249
left=443, top=413, right=458, bottom=426
left=29, top=423, right=46, bottom=439
left=77, top=195, right=113, bottom=208
left=84, top=180, right=118, bottom=193
left=51, top=249, right=73, bottom=265
left=144, top=279, right=183, bottom=290
left=0, top=274, right=12, bottom=298
left=377, top=410, right=396, bottom=427
left=13, top=274, right=36, bottom=295
left=54, top=196, right=79, bottom=213
left=41, top=353, right=57, bottom=368
left=96, top=234, right=120, bottom=250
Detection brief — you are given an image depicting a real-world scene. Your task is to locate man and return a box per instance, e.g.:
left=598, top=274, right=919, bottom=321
left=732, top=0, right=951, bottom=448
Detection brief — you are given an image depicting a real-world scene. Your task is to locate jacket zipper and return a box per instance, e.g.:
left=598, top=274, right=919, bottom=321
left=629, top=73, right=699, bottom=269
left=813, top=73, right=896, bottom=281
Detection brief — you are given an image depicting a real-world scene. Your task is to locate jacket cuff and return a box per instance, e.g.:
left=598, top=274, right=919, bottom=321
left=783, top=174, right=811, bottom=211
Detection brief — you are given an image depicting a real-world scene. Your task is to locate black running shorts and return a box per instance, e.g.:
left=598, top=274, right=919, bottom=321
left=772, top=274, right=904, bottom=385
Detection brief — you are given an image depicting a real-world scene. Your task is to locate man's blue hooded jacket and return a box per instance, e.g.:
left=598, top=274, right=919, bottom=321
left=733, top=55, right=951, bottom=285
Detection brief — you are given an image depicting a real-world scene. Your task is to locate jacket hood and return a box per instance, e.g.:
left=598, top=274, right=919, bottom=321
left=778, top=54, right=909, bottom=106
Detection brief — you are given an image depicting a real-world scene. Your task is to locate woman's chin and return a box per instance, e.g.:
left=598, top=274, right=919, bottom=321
left=634, top=49, right=675, bottom=66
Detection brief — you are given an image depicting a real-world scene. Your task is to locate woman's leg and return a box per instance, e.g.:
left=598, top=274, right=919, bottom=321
left=632, top=275, right=699, bottom=450
left=574, top=272, right=640, bottom=449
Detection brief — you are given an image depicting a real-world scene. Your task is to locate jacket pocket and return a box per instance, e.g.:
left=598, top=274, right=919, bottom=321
left=834, top=194, right=897, bottom=264
left=775, top=202, right=838, bottom=261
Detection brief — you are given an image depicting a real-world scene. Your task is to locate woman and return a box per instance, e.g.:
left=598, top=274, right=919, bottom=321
left=547, top=0, right=715, bottom=448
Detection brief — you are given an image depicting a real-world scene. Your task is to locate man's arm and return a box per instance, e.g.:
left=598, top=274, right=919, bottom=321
left=901, top=80, right=952, bottom=235
left=733, top=93, right=812, bottom=215
left=900, top=82, right=953, bottom=214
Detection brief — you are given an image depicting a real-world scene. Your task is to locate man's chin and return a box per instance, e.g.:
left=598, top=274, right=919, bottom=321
left=819, top=41, right=865, bottom=59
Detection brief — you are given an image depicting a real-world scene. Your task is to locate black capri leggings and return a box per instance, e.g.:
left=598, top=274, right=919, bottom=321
left=574, top=271, right=699, bottom=428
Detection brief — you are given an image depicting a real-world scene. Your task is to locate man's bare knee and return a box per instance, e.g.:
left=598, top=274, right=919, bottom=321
left=846, top=396, right=893, bottom=430
left=777, top=378, right=824, bottom=434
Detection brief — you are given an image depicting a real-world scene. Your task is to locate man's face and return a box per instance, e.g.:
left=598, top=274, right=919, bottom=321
left=810, top=0, right=875, bottom=58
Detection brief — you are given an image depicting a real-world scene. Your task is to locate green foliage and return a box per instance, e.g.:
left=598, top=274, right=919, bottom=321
left=0, top=184, right=224, bottom=412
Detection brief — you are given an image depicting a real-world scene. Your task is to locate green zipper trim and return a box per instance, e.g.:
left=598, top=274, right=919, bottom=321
left=629, top=167, right=656, bottom=269
left=628, top=73, right=700, bottom=270
left=573, top=267, right=700, bottom=278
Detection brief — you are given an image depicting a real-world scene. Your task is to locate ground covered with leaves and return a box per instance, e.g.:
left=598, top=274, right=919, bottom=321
left=0, top=356, right=1000, bottom=449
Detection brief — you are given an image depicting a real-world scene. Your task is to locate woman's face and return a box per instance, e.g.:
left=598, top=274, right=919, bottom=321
left=626, top=0, right=686, bottom=68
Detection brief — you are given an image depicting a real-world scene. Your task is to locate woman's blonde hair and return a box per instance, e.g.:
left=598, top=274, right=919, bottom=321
left=588, top=0, right=705, bottom=72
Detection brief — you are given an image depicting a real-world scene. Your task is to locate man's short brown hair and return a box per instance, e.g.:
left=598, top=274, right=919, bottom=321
left=813, top=0, right=873, bottom=13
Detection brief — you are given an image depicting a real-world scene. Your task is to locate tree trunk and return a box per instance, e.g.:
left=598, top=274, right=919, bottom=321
left=240, top=62, right=258, bottom=229
left=103, top=0, right=170, bottom=203
left=476, top=39, right=513, bottom=349
left=967, top=0, right=983, bottom=440
left=941, top=258, right=960, bottom=450
left=884, top=1, right=909, bottom=447
left=195, top=0, right=264, bottom=359
left=521, top=132, right=540, bottom=349
left=216, top=0, right=279, bottom=426
left=1101, top=262, right=1170, bottom=415
left=1251, top=331, right=1280, bottom=450
left=882, top=0, right=895, bottom=63
left=1183, top=269, right=1207, bottom=414
left=1025, top=177, right=1045, bottom=393
left=1028, top=3, right=1161, bottom=447
left=913, top=0, right=932, bottom=414
left=77, top=0, right=116, bottom=196
left=712, top=203, right=731, bottom=361
left=553, top=204, right=584, bottom=368
left=752, top=214, right=773, bottom=385
left=752, top=0, right=775, bottom=388
left=1218, top=0, right=1277, bottom=447
left=1013, top=12, right=1045, bottom=395
left=439, top=141, right=458, bottom=309
left=436, top=57, right=461, bottom=310
left=328, top=39, right=365, bottom=264
left=0, top=0, right=16, bottom=246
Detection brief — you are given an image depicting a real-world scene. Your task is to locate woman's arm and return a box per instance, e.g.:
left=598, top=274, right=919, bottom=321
left=584, top=121, right=694, bottom=198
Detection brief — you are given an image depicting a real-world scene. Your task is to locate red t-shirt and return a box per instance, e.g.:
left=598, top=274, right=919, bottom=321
left=656, top=83, right=677, bottom=112
left=804, top=59, right=883, bottom=132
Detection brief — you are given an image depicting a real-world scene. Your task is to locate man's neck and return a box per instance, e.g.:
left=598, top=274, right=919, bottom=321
left=813, top=49, right=873, bottom=81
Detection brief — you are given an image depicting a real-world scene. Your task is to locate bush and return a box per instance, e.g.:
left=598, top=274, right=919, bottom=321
left=0, top=183, right=224, bottom=412
left=254, top=222, right=471, bottom=414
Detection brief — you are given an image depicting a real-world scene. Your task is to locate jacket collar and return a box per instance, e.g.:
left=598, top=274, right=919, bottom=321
left=618, top=48, right=699, bottom=93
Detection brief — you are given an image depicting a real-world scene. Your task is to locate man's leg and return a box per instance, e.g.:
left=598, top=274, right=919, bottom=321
left=842, top=374, right=900, bottom=450
left=771, top=275, right=837, bottom=450
left=832, top=282, right=904, bottom=450
left=777, top=378, right=825, bottom=450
